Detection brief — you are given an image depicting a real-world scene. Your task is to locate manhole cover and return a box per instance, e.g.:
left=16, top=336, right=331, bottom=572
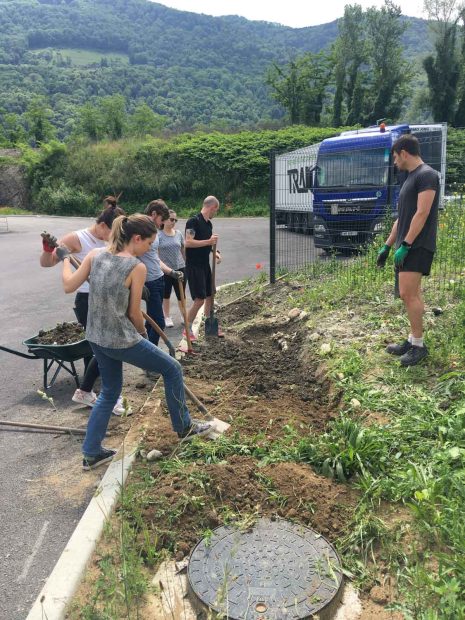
left=188, top=518, right=343, bottom=619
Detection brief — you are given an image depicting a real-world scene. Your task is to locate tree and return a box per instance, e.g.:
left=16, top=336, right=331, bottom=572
left=77, top=102, right=103, bottom=141
left=423, top=0, right=462, bottom=123
left=100, top=95, right=127, bottom=140
left=331, top=4, right=367, bottom=126
left=266, top=52, right=331, bottom=126
left=23, top=97, right=56, bottom=144
left=363, top=1, right=413, bottom=124
left=128, top=103, right=166, bottom=136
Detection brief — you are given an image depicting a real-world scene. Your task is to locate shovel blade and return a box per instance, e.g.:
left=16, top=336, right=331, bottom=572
left=205, top=315, right=219, bottom=337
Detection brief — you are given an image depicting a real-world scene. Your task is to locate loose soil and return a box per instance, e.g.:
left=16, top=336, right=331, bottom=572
left=36, top=321, right=85, bottom=345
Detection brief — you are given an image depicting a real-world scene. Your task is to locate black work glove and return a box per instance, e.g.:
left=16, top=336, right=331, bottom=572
left=141, top=285, right=150, bottom=302
left=55, top=246, right=71, bottom=261
left=376, top=244, right=391, bottom=268
left=170, top=269, right=184, bottom=281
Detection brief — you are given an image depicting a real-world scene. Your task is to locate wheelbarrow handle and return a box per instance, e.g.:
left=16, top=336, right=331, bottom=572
left=0, top=344, right=39, bottom=360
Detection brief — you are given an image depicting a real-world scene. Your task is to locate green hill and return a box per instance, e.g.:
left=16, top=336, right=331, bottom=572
left=0, top=0, right=433, bottom=133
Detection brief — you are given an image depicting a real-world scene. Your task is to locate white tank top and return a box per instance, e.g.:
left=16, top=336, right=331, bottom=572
left=74, top=228, right=106, bottom=293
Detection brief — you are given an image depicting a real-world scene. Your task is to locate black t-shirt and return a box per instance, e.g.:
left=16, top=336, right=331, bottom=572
left=395, top=163, right=440, bottom=252
left=185, top=212, right=212, bottom=266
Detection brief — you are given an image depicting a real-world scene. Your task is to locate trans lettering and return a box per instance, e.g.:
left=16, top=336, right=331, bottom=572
left=287, top=167, right=311, bottom=193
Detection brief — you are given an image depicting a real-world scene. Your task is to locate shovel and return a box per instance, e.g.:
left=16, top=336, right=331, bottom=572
left=205, top=243, right=219, bottom=337
left=177, top=276, right=196, bottom=354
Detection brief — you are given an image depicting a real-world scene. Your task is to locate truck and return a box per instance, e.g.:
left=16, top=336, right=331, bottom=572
left=310, top=123, right=447, bottom=250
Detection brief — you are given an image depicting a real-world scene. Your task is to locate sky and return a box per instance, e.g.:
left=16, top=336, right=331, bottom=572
left=154, top=0, right=426, bottom=28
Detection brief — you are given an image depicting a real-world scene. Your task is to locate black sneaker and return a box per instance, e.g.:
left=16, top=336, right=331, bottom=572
left=83, top=448, right=116, bottom=471
left=386, top=340, right=412, bottom=356
left=177, top=421, right=212, bottom=442
left=400, top=345, right=428, bottom=367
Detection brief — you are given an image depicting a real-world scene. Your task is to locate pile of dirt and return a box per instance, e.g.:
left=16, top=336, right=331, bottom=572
left=36, top=322, right=85, bottom=345
left=140, top=455, right=358, bottom=558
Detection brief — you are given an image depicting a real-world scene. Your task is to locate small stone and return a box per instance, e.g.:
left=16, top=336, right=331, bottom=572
left=432, top=307, right=443, bottom=316
left=298, top=310, right=308, bottom=320
left=320, top=343, right=332, bottom=355
left=337, top=372, right=345, bottom=380
left=350, top=398, right=361, bottom=409
left=174, top=551, right=185, bottom=562
left=136, top=382, right=147, bottom=389
left=146, top=449, right=163, bottom=461
left=370, top=585, right=388, bottom=605
left=286, top=508, right=297, bottom=518
left=288, top=308, right=301, bottom=319
left=308, top=332, right=320, bottom=342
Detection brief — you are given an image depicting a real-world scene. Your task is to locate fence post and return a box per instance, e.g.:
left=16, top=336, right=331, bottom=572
left=269, top=150, right=276, bottom=284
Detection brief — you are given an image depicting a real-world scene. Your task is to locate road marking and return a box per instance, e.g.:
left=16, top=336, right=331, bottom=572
left=17, top=521, right=49, bottom=583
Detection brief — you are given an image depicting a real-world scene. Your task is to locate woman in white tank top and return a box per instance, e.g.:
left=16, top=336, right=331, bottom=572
left=39, top=197, right=128, bottom=414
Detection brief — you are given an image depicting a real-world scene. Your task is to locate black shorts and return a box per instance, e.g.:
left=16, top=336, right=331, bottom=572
left=163, top=268, right=186, bottom=300
left=186, top=263, right=212, bottom=300
left=398, top=247, right=435, bottom=276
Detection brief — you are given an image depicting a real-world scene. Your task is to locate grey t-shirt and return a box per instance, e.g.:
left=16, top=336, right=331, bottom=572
left=395, top=163, right=440, bottom=252
left=139, top=233, right=163, bottom=282
left=158, top=230, right=185, bottom=269
left=86, top=252, right=142, bottom=349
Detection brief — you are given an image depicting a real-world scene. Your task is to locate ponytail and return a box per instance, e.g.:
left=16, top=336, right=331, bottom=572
left=96, top=199, right=125, bottom=229
left=108, top=214, right=157, bottom=254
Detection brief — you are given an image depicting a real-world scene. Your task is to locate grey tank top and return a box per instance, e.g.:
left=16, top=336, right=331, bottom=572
left=86, top=252, right=142, bottom=349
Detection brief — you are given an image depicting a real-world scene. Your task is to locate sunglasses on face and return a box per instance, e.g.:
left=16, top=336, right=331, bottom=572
left=169, top=217, right=178, bottom=222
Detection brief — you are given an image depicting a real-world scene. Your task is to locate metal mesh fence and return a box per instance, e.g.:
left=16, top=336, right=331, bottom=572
left=269, top=128, right=465, bottom=301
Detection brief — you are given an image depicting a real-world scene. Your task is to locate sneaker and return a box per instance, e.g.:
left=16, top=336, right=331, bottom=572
left=165, top=316, right=174, bottom=328
left=82, top=448, right=116, bottom=471
left=177, top=421, right=212, bottom=442
left=182, top=329, right=197, bottom=342
left=72, top=389, right=97, bottom=407
left=112, top=395, right=133, bottom=417
left=400, top=345, right=428, bottom=367
left=386, top=340, right=412, bottom=356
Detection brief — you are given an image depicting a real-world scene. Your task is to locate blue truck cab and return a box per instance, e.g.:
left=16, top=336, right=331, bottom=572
left=311, top=123, right=447, bottom=250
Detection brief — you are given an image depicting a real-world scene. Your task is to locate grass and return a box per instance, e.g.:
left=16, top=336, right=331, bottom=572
left=31, top=47, right=129, bottom=66
left=0, top=206, right=33, bottom=215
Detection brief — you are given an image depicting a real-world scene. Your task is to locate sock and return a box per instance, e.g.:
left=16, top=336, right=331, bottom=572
left=408, top=334, right=413, bottom=343
left=411, top=336, right=424, bottom=347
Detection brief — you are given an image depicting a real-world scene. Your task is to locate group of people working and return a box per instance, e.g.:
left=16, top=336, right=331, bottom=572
left=40, top=195, right=221, bottom=470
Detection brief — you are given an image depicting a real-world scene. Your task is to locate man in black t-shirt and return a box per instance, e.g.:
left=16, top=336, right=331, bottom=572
left=184, top=196, right=222, bottom=338
left=376, top=134, right=440, bottom=366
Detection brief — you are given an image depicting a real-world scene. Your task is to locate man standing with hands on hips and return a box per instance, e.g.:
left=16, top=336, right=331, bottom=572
left=377, top=134, right=440, bottom=367
left=185, top=195, right=223, bottom=339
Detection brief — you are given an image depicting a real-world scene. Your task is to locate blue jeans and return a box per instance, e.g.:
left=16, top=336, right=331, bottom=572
left=145, top=276, right=165, bottom=345
left=83, top=338, right=191, bottom=456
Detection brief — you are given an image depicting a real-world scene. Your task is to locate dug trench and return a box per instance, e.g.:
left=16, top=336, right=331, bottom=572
left=124, top=295, right=366, bottom=603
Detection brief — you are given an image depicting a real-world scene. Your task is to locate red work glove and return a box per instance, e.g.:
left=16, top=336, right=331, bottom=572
left=42, top=234, right=57, bottom=253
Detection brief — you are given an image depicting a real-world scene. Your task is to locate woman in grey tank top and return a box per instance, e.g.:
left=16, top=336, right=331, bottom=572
left=57, top=214, right=211, bottom=470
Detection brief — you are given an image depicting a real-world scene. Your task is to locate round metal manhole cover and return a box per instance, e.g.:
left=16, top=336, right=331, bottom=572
left=188, top=517, right=343, bottom=619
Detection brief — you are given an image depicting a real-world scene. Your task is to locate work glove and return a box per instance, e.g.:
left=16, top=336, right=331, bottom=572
left=170, top=269, right=184, bottom=281
left=141, top=285, right=150, bottom=302
left=376, top=244, right=391, bottom=268
left=55, top=245, right=71, bottom=261
left=42, top=233, right=57, bottom=253
left=394, top=241, right=411, bottom=268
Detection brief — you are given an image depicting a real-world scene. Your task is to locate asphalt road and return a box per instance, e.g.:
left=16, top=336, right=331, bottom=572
left=0, top=215, right=269, bottom=619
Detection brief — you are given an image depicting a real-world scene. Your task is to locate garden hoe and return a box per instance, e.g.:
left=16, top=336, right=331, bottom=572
left=205, top=243, right=219, bottom=337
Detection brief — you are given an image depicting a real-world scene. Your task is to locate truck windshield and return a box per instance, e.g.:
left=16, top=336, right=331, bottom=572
left=315, top=147, right=389, bottom=188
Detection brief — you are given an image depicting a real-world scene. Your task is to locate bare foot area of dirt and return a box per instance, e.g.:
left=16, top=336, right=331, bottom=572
left=36, top=321, right=85, bottom=345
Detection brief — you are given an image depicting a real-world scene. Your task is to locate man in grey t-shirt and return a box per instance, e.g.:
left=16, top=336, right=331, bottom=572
left=376, top=134, right=440, bottom=367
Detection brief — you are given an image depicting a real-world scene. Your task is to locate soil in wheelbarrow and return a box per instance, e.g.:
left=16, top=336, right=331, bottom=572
left=36, top=321, right=85, bottom=345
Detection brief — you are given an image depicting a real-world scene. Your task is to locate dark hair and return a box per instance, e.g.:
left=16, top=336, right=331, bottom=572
left=96, top=201, right=126, bottom=228
left=392, top=135, right=421, bottom=157
left=109, top=214, right=157, bottom=253
left=145, top=199, right=170, bottom=220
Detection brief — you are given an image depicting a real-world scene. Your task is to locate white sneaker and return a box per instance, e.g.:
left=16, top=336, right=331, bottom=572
left=112, top=395, right=133, bottom=417
left=72, top=389, right=97, bottom=408
left=165, top=316, right=174, bottom=328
